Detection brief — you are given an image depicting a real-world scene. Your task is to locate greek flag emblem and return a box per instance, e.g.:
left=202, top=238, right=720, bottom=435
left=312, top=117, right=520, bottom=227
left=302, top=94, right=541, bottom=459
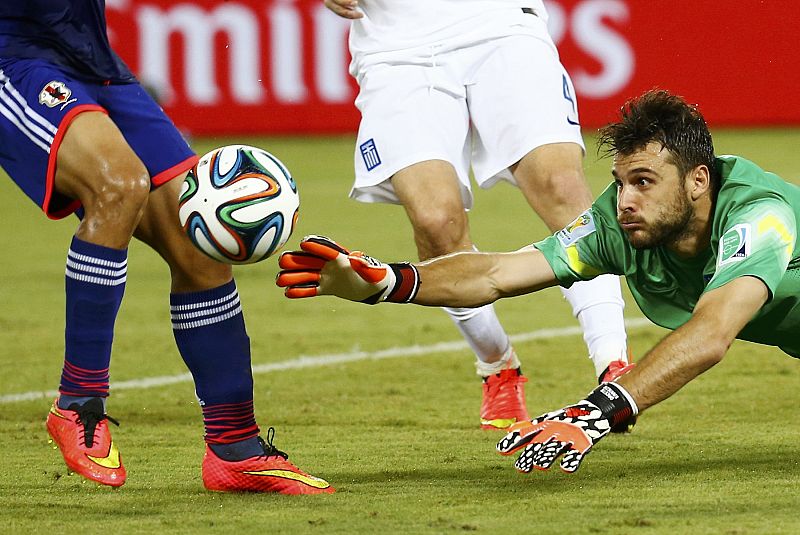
left=360, top=139, right=381, bottom=171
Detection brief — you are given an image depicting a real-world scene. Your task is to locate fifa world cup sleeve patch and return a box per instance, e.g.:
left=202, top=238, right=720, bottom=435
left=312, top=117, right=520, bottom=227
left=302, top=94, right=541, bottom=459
left=556, top=210, right=597, bottom=248
left=717, top=223, right=751, bottom=268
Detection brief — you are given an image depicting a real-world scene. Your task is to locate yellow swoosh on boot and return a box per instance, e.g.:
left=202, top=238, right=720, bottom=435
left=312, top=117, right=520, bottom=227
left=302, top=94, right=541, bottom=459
left=242, top=469, right=330, bottom=489
left=87, top=441, right=122, bottom=469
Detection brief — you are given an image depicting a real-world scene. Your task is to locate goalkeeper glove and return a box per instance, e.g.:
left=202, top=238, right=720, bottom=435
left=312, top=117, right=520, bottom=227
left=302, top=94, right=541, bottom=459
left=496, top=382, right=638, bottom=473
left=276, top=235, right=420, bottom=304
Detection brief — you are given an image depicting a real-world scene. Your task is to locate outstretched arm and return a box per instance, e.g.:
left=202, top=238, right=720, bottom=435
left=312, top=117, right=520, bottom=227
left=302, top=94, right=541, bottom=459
left=276, top=236, right=561, bottom=307
left=412, top=246, right=559, bottom=307
left=618, top=275, right=769, bottom=411
left=497, top=275, right=769, bottom=474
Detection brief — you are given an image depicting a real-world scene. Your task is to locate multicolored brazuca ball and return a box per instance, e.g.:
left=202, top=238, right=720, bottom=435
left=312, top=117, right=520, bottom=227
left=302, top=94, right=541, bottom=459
left=178, top=145, right=299, bottom=264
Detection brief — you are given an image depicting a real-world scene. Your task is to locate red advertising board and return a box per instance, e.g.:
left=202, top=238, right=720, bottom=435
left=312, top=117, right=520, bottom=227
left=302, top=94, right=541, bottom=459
left=105, top=0, right=800, bottom=135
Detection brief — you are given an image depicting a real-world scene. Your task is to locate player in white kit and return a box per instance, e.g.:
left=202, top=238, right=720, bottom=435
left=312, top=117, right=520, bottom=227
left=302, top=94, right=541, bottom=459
left=325, top=0, right=632, bottom=430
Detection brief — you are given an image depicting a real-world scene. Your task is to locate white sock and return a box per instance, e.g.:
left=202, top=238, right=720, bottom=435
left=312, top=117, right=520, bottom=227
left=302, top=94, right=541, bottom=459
left=473, top=345, right=521, bottom=377
left=443, top=303, right=510, bottom=363
left=560, top=274, right=628, bottom=377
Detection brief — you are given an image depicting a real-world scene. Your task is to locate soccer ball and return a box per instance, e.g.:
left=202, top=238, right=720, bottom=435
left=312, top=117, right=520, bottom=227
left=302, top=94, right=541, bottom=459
left=178, top=144, right=299, bottom=264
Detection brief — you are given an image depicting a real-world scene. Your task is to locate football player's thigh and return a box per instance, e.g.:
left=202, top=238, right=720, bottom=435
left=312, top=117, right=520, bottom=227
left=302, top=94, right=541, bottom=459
left=468, top=34, right=584, bottom=184
left=55, top=112, right=145, bottom=203
left=391, top=159, right=473, bottom=257
left=392, top=160, right=466, bottom=226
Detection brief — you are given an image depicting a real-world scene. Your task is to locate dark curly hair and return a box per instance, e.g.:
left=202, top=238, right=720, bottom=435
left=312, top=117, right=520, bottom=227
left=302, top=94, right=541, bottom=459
left=597, top=90, right=718, bottom=193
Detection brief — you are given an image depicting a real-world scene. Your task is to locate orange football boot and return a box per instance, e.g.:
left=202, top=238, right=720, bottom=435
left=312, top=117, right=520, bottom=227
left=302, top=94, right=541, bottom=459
left=480, top=368, right=530, bottom=430
left=46, top=398, right=126, bottom=487
left=202, top=428, right=334, bottom=495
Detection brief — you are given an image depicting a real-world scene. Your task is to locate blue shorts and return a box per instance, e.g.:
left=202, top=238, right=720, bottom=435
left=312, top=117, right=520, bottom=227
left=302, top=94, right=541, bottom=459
left=0, top=58, right=198, bottom=219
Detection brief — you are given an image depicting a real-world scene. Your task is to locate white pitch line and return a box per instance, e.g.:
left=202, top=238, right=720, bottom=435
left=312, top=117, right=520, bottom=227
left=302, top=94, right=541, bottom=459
left=0, top=317, right=653, bottom=405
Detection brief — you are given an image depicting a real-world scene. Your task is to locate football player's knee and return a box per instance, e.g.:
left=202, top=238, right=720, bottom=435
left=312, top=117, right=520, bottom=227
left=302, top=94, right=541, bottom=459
left=413, top=210, right=468, bottom=255
left=90, top=160, right=151, bottom=217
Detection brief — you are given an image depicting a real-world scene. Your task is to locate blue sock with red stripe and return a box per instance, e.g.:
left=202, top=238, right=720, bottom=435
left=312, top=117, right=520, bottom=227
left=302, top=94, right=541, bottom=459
left=170, top=280, right=261, bottom=460
left=58, top=237, right=127, bottom=409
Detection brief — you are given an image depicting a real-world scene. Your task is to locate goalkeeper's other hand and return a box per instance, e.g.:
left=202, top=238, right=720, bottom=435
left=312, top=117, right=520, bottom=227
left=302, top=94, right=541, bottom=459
left=276, top=235, right=420, bottom=304
left=496, top=382, right=638, bottom=473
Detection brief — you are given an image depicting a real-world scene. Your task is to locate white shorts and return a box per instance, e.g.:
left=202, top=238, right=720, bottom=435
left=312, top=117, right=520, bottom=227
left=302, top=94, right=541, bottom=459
left=350, top=12, right=585, bottom=208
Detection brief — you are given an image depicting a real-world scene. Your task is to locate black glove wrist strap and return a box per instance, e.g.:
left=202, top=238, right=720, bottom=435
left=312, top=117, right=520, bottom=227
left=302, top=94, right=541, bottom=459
left=585, top=382, right=639, bottom=429
left=385, top=263, right=420, bottom=303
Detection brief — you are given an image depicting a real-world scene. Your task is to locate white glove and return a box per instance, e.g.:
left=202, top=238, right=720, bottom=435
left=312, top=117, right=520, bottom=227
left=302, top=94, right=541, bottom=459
left=496, top=382, right=638, bottom=473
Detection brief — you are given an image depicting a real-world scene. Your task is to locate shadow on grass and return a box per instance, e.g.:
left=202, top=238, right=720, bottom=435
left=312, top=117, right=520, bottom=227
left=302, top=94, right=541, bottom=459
left=329, top=445, right=800, bottom=491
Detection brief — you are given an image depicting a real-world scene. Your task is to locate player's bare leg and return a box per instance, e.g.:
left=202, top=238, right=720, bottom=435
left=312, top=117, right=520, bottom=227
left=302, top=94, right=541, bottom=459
left=46, top=111, right=151, bottom=487
left=392, top=160, right=528, bottom=429
left=392, top=161, right=472, bottom=260
left=511, top=142, right=630, bottom=380
left=55, top=112, right=151, bottom=248
left=133, top=177, right=333, bottom=494
left=134, top=174, right=232, bottom=292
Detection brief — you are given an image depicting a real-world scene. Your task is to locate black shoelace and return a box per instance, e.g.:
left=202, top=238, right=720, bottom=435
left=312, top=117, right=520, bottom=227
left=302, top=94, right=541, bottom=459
left=67, top=398, right=120, bottom=448
left=258, top=427, right=288, bottom=460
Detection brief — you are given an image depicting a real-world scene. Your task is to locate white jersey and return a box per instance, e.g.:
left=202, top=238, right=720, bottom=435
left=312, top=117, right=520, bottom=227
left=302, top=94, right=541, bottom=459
left=349, top=0, right=548, bottom=59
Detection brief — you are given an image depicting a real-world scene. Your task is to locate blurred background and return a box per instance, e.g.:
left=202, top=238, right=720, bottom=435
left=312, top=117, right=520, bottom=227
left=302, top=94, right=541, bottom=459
left=104, top=0, right=800, bottom=136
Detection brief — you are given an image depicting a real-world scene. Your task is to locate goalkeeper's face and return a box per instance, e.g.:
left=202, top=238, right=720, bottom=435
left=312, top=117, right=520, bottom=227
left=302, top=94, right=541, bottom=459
left=613, top=142, right=694, bottom=250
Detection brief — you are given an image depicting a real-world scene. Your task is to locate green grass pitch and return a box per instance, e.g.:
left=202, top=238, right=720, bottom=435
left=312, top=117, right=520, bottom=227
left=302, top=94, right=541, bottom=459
left=1, top=129, right=799, bottom=533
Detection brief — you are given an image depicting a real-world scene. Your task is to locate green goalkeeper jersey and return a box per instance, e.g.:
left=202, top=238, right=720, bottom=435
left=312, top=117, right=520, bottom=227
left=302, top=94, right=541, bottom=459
left=535, top=155, right=800, bottom=356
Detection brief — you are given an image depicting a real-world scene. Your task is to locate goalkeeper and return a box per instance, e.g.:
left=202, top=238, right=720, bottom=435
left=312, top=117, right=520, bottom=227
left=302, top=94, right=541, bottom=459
left=278, top=89, right=800, bottom=473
